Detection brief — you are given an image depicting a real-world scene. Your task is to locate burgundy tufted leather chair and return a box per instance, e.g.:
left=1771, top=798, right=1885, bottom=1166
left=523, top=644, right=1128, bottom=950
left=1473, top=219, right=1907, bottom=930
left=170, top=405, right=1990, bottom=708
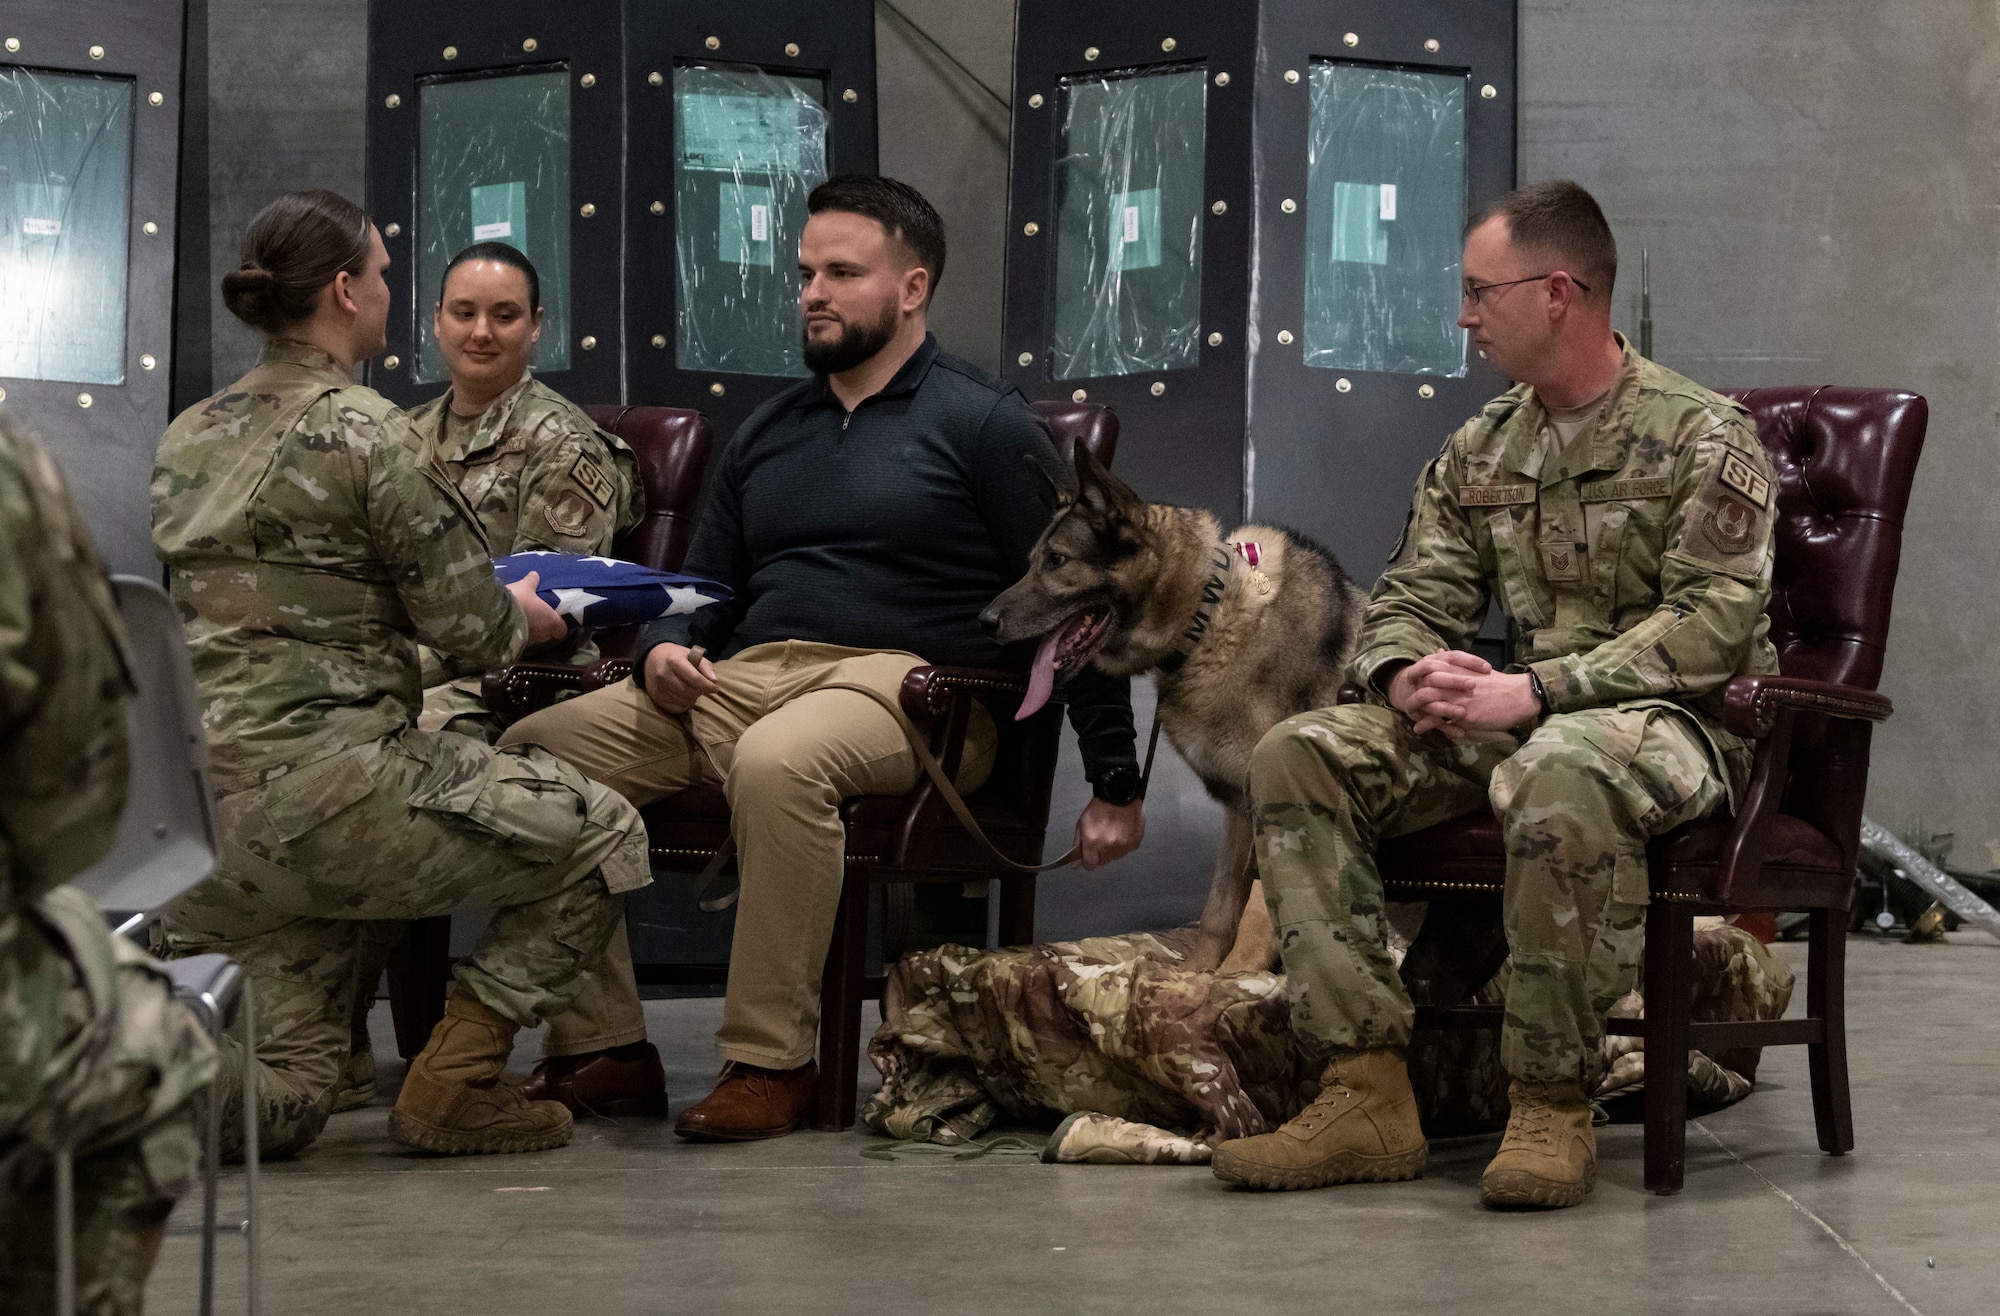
left=1373, top=386, right=1927, bottom=1194
left=386, top=407, right=717, bottom=1061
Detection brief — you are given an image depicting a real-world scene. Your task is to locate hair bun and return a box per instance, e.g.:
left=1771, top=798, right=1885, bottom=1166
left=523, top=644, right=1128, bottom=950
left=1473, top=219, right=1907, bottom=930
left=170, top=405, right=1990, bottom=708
left=221, top=264, right=286, bottom=332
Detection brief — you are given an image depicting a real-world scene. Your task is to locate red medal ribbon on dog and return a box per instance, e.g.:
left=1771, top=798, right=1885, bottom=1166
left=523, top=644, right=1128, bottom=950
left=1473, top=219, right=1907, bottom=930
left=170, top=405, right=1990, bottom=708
left=1233, top=540, right=1261, bottom=568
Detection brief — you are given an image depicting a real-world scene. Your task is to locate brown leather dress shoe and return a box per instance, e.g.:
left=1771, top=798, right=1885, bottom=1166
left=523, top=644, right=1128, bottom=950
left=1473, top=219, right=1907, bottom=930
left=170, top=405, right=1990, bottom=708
left=523, top=1042, right=669, bottom=1118
left=674, top=1061, right=817, bottom=1141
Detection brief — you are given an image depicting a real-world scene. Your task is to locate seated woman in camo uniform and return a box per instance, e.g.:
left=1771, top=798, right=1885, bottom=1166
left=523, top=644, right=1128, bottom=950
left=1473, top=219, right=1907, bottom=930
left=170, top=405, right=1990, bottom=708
left=407, top=242, right=643, bottom=741
left=338, top=243, right=644, bottom=1112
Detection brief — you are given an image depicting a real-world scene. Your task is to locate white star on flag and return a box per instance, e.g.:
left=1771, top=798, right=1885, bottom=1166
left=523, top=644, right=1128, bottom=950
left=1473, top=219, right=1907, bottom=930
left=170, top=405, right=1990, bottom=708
left=551, top=588, right=606, bottom=620
left=581, top=556, right=624, bottom=568
left=663, top=586, right=715, bottom=616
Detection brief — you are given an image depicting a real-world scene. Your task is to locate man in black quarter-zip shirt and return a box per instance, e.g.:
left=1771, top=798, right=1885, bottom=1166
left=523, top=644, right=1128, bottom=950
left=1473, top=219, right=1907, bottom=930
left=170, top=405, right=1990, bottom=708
left=500, top=176, right=1143, bottom=1139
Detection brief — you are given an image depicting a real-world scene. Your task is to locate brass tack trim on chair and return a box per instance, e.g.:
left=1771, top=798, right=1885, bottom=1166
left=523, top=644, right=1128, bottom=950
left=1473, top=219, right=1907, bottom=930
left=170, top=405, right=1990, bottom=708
left=1389, top=879, right=1507, bottom=894
left=646, top=846, right=882, bottom=865
left=1748, top=686, right=1891, bottom=735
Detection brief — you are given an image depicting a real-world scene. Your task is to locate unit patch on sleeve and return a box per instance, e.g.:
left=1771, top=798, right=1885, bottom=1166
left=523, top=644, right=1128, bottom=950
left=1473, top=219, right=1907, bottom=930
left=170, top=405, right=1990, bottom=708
left=1717, top=449, right=1770, bottom=509
left=544, top=488, right=596, bottom=538
left=570, top=453, right=616, bottom=509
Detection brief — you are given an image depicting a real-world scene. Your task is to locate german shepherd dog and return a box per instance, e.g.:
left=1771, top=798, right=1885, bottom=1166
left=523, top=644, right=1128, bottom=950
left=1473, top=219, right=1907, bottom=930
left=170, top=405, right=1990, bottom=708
left=981, top=446, right=1371, bottom=975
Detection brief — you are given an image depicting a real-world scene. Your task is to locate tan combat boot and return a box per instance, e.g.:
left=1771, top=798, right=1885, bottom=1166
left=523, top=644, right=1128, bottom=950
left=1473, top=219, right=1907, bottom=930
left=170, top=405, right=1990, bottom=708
left=388, top=988, right=572, bottom=1155
left=1480, top=1075, right=1596, bottom=1209
left=1211, top=1050, right=1427, bottom=1190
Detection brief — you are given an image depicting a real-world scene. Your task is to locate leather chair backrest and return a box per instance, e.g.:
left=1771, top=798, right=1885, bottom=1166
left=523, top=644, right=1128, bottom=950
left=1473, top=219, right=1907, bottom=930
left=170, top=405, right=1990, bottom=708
left=585, top=405, right=715, bottom=572
left=1032, top=400, right=1118, bottom=470
left=1719, top=386, right=1927, bottom=857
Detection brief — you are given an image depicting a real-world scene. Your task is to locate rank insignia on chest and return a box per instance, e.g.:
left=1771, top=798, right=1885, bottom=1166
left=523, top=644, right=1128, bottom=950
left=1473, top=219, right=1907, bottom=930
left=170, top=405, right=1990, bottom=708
left=1539, top=539, right=1585, bottom=583
left=571, top=453, right=616, bottom=509
left=1718, top=450, right=1771, bottom=508
left=1705, top=494, right=1758, bottom=554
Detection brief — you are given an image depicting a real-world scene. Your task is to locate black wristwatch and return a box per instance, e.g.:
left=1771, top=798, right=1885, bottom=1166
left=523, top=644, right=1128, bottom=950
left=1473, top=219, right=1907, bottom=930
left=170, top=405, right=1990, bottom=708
left=1526, top=668, right=1550, bottom=714
left=1093, top=766, right=1143, bottom=807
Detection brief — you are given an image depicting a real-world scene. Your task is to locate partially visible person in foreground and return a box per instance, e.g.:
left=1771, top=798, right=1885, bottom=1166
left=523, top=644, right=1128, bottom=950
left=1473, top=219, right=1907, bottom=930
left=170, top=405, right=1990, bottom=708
left=0, top=416, right=216, bottom=1312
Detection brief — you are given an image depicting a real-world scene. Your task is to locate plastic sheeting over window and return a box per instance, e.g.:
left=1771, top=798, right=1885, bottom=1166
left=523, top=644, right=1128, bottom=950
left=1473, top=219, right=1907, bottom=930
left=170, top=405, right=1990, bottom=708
left=1304, top=62, right=1466, bottom=378
left=417, top=69, right=572, bottom=384
left=1050, top=64, right=1205, bottom=382
left=674, top=66, right=827, bottom=378
left=0, top=67, right=132, bottom=385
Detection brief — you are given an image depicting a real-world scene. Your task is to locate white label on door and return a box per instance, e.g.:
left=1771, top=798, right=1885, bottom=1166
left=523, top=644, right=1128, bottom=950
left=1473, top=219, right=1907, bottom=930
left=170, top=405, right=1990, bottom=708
left=1379, top=184, right=1397, bottom=222
left=472, top=220, right=512, bottom=240
left=22, top=217, right=61, bottom=236
left=750, top=204, right=770, bottom=242
left=1123, top=205, right=1141, bottom=244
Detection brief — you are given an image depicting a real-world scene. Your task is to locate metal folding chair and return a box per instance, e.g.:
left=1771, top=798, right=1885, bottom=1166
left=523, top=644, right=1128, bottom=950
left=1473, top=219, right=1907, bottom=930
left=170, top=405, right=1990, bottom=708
left=57, top=576, right=258, bottom=1314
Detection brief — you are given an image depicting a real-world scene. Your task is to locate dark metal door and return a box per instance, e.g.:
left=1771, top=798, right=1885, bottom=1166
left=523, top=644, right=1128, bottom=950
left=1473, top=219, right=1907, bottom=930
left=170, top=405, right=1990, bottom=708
left=1004, top=1, right=1257, bottom=519
left=0, top=0, right=201, bottom=574
left=366, top=0, right=625, bottom=410
left=1249, top=1, right=1516, bottom=574
left=626, top=2, right=877, bottom=444
left=1004, top=0, right=1515, bottom=578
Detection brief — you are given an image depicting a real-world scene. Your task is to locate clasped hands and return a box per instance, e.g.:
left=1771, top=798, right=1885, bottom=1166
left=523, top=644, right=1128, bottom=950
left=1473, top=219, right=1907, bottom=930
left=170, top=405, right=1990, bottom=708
left=1386, top=649, right=1542, bottom=740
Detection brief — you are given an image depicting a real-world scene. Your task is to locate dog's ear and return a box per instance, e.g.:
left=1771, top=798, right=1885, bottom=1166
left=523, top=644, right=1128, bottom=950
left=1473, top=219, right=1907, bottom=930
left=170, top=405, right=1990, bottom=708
left=1073, top=443, right=1144, bottom=526
left=1026, top=450, right=1076, bottom=506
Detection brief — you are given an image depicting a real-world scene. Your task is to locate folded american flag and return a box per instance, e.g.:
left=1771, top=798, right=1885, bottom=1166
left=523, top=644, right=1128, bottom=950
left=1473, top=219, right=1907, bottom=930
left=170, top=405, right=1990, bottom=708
left=493, top=551, right=732, bottom=630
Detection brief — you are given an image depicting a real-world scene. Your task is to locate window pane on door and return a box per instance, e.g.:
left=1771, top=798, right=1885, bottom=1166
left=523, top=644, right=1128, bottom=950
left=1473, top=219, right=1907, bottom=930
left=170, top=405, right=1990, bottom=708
left=1304, top=61, right=1467, bottom=378
left=417, top=69, right=572, bottom=383
left=674, top=65, right=827, bottom=378
left=1050, top=64, right=1206, bottom=381
left=0, top=67, right=133, bottom=385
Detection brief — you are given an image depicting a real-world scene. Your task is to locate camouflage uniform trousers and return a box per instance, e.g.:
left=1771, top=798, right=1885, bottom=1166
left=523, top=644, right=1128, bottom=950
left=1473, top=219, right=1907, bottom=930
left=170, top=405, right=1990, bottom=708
left=343, top=680, right=509, bottom=1039
left=1250, top=699, right=1729, bottom=1086
left=154, top=727, right=648, bottom=1158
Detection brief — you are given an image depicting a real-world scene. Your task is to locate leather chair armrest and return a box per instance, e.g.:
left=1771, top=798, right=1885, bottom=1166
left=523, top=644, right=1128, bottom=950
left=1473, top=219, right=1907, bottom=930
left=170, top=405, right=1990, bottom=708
left=883, top=665, right=1032, bottom=870
left=480, top=663, right=594, bottom=726
left=898, top=665, right=1031, bottom=722
left=1721, top=675, right=1893, bottom=738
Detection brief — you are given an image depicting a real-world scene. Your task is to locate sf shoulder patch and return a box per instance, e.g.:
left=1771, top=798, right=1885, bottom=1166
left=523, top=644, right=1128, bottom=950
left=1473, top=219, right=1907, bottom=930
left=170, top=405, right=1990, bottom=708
left=1680, top=444, right=1774, bottom=576
left=544, top=488, right=596, bottom=538
left=570, top=453, right=616, bottom=509
left=1717, top=449, right=1770, bottom=508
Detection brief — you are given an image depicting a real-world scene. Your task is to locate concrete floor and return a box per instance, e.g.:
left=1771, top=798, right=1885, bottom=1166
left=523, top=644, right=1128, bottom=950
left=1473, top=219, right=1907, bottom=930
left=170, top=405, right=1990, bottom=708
left=146, top=932, right=1997, bottom=1315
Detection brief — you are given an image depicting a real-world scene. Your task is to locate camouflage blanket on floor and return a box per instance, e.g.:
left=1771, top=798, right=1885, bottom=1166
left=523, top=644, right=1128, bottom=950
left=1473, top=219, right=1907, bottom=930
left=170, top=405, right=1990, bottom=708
left=864, top=922, right=1793, bottom=1162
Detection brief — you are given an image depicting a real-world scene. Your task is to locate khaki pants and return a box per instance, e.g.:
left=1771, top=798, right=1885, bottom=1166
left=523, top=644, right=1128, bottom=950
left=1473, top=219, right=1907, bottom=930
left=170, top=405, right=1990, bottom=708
left=499, top=641, right=998, bottom=1069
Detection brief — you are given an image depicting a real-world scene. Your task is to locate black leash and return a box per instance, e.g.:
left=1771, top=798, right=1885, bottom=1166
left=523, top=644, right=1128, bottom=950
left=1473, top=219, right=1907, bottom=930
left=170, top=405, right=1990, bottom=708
left=682, top=647, right=1165, bottom=909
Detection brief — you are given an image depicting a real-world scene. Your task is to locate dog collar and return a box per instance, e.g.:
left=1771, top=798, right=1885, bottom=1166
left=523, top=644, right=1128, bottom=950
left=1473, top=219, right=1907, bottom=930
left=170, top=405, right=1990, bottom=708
left=1157, top=543, right=1241, bottom=675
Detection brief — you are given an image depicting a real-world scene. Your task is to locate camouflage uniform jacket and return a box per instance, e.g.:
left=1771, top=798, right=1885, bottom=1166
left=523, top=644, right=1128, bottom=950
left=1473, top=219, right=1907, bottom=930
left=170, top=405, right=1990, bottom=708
left=407, top=373, right=641, bottom=682
left=2, top=421, right=214, bottom=1169
left=151, top=339, right=528, bottom=796
left=1351, top=337, right=1780, bottom=789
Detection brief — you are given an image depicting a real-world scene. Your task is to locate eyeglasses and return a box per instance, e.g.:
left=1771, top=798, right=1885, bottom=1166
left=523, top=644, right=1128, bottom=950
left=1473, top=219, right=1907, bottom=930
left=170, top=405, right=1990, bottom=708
left=1460, top=272, right=1589, bottom=306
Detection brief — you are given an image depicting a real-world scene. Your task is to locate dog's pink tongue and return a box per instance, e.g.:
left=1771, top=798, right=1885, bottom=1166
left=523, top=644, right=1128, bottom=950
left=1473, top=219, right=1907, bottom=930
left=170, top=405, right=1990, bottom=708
left=1017, top=630, right=1064, bottom=721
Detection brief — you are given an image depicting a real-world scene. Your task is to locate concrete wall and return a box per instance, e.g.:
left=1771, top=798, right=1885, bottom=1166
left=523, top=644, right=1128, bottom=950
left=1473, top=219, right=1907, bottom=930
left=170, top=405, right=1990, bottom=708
left=1520, top=0, right=2000, bottom=870
left=206, top=0, right=369, bottom=387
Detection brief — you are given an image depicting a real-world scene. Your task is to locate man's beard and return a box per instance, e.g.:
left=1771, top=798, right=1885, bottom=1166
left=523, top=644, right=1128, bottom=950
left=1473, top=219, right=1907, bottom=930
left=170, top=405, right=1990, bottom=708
left=802, top=304, right=898, bottom=375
